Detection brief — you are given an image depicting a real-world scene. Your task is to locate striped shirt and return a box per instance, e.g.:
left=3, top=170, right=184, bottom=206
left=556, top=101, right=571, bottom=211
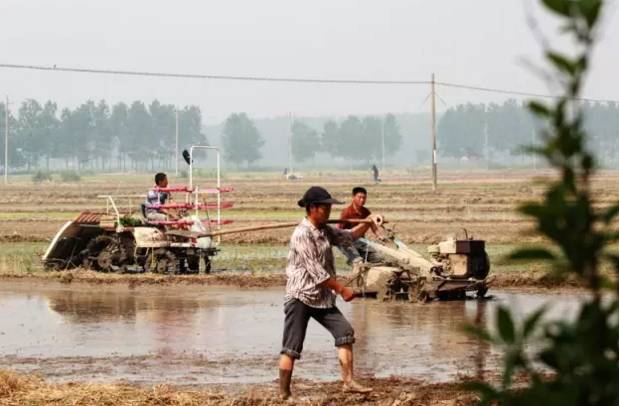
left=284, top=218, right=354, bottom=308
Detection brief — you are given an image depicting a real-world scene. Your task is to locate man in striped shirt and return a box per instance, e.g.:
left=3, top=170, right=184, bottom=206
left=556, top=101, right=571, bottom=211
left=279, top=186, right=376, bottom=399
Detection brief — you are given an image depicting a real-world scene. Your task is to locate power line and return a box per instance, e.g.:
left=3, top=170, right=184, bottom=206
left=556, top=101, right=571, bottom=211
left=1, top=62, right=618, bottom=104
left=0, top=63, right=429, bottom=86
left=436, top=81, right=619, bottom=104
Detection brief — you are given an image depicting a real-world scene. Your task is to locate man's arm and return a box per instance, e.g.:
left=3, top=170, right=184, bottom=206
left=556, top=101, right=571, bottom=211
left=321, top=277, right=355, bottom=302
left=349, top=222, right=372, bottom=240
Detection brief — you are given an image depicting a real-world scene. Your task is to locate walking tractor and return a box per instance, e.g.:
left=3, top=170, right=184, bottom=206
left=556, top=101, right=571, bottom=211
left=348, top=227, right=493, bottom=302
left=42, top=146, right=233, bottom=274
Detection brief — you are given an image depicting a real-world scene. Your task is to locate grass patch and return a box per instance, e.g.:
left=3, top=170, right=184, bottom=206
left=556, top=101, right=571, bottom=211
left=0, top=242, right=46, bottom=274
left=0, top=240, right=558, bottom=276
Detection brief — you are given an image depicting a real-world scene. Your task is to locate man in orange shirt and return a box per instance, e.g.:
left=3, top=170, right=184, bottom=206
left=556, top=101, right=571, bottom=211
left=338, top=187, right=384, bottom=263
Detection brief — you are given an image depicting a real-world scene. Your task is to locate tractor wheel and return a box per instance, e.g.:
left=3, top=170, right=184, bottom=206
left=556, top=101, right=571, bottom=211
left=145, top=249, right=179, bottom=275
left=82, top=235, right=116, bottom=271
left=185, top=255, right=200, bottom=274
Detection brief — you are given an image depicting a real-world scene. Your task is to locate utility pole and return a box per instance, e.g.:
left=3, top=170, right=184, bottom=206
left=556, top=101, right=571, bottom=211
left=381, top=115, right=386, bottom=173
left=175, top=109, right=179, bottom=176
left=484, top=120, right=489, bottom=170
left=431, top=74, right=437, bottom=192
left=4, top=95, right=8, bottom=185
left=288, top=112, right=293, bottom=175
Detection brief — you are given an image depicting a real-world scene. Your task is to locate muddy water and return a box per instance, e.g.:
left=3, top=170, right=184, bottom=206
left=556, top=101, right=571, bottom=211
left=0, top=281, right=584, bottom=385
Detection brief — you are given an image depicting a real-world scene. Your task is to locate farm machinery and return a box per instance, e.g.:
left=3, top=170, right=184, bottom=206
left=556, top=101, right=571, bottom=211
left=42, top=146, right=232, bottom=274
left=41, top=144, right=492, bottom=299
left=348, top=230, right=492, bottom=301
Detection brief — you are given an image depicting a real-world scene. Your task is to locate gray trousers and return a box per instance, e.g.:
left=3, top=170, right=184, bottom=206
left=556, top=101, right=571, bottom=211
left=339, top=239, right=381, bottom=264
left=280, top=299, right=355, bottom=359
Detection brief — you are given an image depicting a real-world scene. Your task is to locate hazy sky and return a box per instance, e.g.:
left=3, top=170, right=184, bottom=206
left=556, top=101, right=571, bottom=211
left=1, top=0, right=618, bottom=122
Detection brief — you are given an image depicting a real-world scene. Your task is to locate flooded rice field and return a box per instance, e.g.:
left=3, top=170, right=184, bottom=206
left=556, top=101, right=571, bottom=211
left=0, top=280, right=584, bottom=386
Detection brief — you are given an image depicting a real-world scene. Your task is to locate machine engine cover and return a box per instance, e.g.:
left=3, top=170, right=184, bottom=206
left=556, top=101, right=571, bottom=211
left=448, top=252, right=490, bottom=279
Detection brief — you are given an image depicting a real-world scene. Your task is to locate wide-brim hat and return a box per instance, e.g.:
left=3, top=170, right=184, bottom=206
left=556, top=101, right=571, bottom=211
left=297, top=186, right=343, bottom=207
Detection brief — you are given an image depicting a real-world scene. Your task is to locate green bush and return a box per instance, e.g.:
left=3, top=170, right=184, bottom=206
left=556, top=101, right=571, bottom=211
left=59, top=170, right=81, bottom=182
left=465, top=2, right=619, bottom=405
left=31, top=170, right=52, bottom=183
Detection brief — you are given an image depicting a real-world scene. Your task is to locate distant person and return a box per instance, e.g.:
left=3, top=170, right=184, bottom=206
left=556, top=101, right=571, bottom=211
left=371, top=164, right=381, bottom=184
left=283, top=167, right=288, bottom=176
left=143, top=172, right=172, bottom=221
left=338, top=186, right=384, bottom=263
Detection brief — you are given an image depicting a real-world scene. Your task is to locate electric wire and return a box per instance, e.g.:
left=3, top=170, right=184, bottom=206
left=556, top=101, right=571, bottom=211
left=1, top=62, right=618, bottom=104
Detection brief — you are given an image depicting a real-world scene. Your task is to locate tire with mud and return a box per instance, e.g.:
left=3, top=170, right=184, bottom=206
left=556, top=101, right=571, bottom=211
left=144, top=249, right=179, bottom=275
left=82, top=235, right=116, bottom=272
left=185, top=255, right=200, bottom=274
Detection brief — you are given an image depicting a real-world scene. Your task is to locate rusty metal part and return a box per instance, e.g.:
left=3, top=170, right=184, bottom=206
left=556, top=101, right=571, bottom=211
left=74, top=212, right=104, bottom=224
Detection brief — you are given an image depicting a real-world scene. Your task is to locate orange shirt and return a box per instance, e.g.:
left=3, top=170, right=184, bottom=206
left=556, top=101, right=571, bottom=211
left=338, top=203, right=371, bottom=230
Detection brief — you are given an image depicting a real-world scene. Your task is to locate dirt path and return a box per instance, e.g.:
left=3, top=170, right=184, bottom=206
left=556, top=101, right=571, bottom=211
left=0, top=370, right=479, bottom=405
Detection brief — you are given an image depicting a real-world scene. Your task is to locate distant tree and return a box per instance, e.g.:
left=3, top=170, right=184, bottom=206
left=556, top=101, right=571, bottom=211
left=126, top=101, right=152, bottom=169
left=383, top=113, right=403, bottom=156
left=291, top=120, right=320, bottom=162
left=71, top=102, right=96, bottom=170
left=321, top=120, right=339, bottom=157
left=438, top=103, right=485, bottom=158
left=149, top=100, right=176, bottom=167
left=15, top=99, right=44, bottom=171
left=178, top=105, right=207, bottom=149
left=92, top=100, right=112, bottom=170
left=39, top=101, right=60, bottom=171
left=109, top=102, right=129, bottom=170
left=56, top=108, right=76, bottom=169
left=336, top=115, right=365, bottom=161
left=221, top=113, right=264, bottom=167
left=362, top=116, right=383, bottom=162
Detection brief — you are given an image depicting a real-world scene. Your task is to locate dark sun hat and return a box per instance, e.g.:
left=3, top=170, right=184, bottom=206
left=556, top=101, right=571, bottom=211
left=297, top=186, right=343, bottom=207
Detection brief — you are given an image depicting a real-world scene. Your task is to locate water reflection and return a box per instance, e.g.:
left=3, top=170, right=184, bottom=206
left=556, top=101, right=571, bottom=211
left=0, top=282, right=581, bottom=384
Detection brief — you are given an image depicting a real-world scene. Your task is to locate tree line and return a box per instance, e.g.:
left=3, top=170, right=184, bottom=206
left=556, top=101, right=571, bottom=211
left=1, top=100, right=405, bottom=172
left=220, top=113, right=403, bottom=168
left=438, top=99, right=619, bottom=165
left=0, top=99, right=205, bottom=172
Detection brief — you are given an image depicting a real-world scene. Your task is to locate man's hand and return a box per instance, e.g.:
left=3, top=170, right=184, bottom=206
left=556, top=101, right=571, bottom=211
left=341, top=286, right=355, bottom=302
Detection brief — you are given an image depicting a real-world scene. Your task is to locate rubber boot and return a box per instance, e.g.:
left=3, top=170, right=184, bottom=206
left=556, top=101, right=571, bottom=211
left=279, top=369, right=293, bottom=400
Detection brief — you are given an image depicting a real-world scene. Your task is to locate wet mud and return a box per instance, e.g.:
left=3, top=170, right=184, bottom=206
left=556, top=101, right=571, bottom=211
left=0, top=280, right=584, bottom=386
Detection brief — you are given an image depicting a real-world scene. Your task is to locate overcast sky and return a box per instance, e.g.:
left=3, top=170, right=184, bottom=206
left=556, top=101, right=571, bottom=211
left=1, top=0, right=618, bottom=122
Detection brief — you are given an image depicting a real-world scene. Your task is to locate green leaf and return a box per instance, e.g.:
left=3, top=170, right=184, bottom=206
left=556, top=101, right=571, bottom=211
left=602, top=203, right=619, bottom=224
left=523, top=306, right=546, bottom=338
left=529, top=101, right=552, bottom=117
left=546, top=51, right=576, bottom=75
left=581, top=0, right=603, bottom=27
left=497, top=306, right=516, bottom=344
left=541, top=0, right=571, bottom=16
left=509, top=248, right=556, bottom=261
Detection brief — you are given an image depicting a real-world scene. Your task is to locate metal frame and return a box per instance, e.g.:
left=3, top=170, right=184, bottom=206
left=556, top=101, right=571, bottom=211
left=98, top=195, right=121, bottom=221
left=188, top=145, right=222, bottom=229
